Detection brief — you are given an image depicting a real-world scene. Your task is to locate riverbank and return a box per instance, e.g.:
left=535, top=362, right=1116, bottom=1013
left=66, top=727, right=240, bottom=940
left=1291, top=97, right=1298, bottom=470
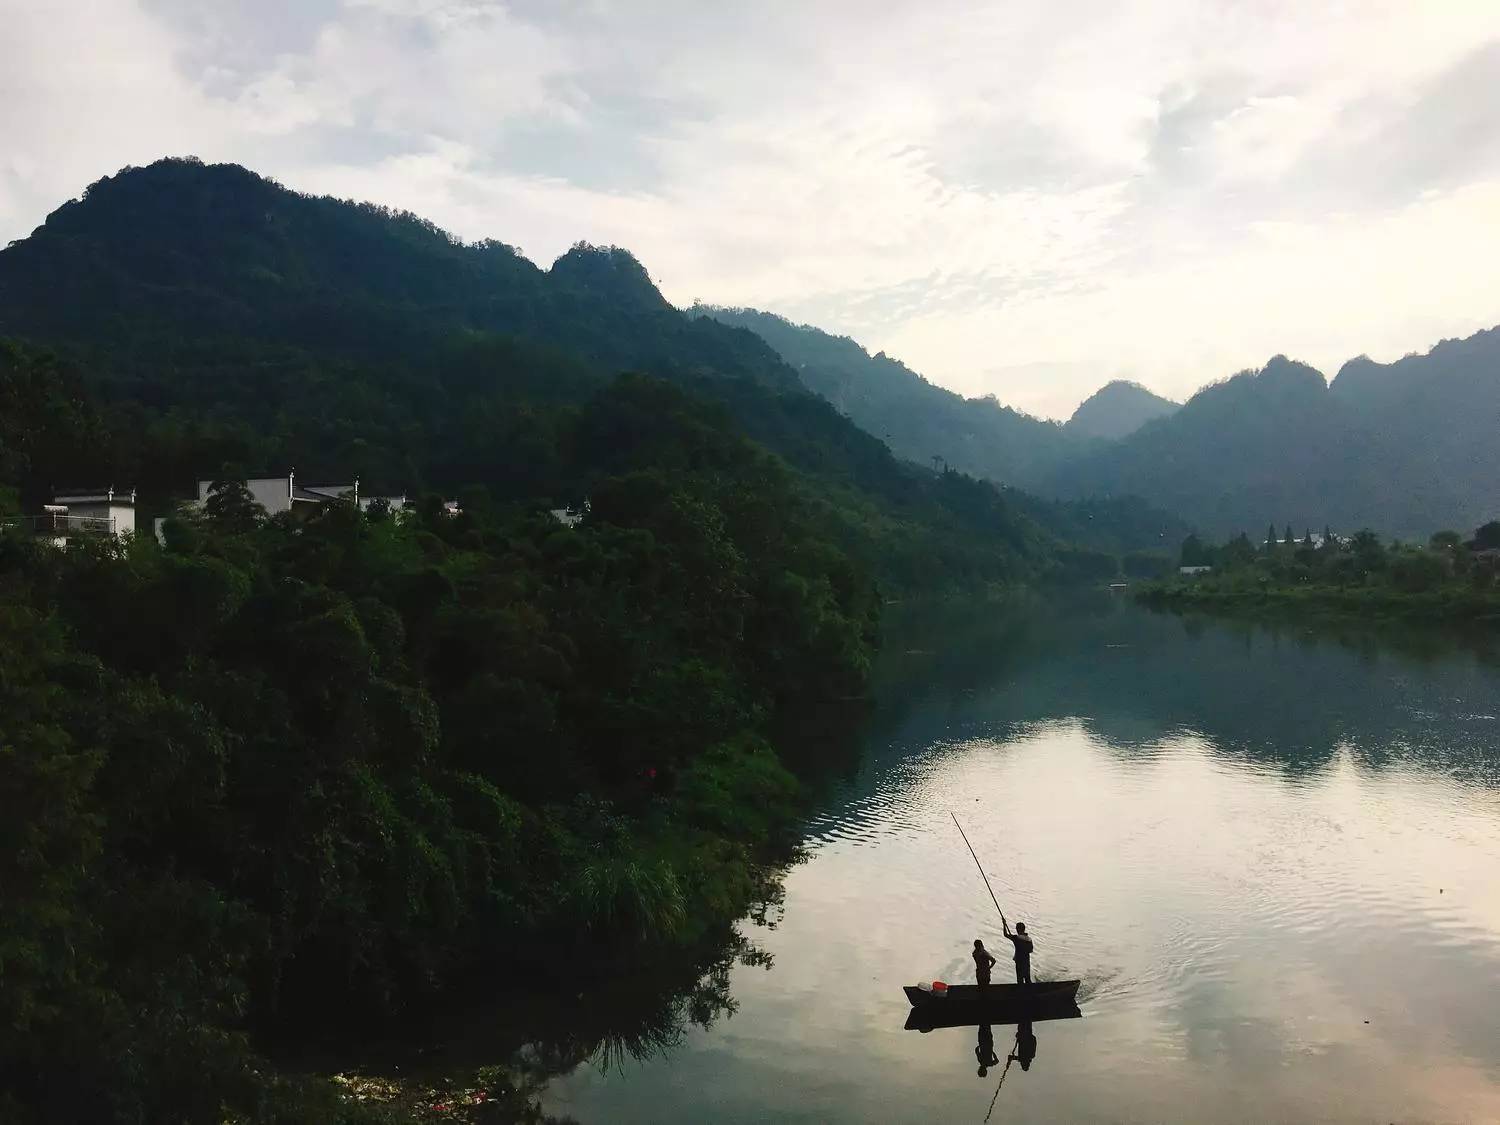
left=1135, top=580, right=1500, bottom=623
left=285, top=921, right=781, bottom=1123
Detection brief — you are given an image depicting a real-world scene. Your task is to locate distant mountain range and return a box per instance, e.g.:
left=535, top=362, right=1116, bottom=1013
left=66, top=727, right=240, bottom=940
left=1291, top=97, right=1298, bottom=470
left=702, top=309, right=1499, bottom=540
left=1045, top=338, right=1500, bottom=539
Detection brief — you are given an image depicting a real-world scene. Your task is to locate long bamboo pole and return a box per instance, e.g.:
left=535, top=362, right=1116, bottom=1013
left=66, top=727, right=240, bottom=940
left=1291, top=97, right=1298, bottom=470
left=951, top=811, right=1007, bottom=925
left=984, top=1051, right=1013, bottom=1123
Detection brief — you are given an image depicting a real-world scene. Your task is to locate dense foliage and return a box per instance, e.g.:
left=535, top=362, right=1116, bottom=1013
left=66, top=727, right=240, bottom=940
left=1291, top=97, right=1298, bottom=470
left=0, top=375, right=877, bottom=1122
left=1142, top=522, right=1500, bottom=619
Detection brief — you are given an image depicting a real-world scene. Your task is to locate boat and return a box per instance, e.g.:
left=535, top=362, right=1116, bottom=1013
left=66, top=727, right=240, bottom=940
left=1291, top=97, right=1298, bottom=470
left=904, top=980, right=1079, bottom=1007
left=902, top=980, right=1082, bottom=1031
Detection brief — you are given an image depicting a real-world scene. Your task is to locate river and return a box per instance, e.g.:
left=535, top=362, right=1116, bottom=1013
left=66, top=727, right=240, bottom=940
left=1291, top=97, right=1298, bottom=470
left=539, top=598, right=1500, bottom=1123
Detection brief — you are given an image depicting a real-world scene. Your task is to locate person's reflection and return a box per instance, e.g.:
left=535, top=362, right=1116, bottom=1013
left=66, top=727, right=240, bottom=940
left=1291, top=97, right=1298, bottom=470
left=1009, top=1018, right=1037, bottom=1072
left=975, top=1023, right=1000, bottom=1076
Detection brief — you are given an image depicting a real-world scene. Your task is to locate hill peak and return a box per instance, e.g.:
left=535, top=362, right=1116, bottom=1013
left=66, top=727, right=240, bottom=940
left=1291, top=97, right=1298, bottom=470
left=1065, top=379, right=1178, bottom=441
left=549, top=243, right=669, bottom=311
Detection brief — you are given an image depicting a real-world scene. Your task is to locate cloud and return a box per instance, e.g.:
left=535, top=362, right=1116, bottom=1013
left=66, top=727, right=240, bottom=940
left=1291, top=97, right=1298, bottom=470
left=2, top=0, right=1499, bottom=418
left=879, top=179, right=1500, bottom=407
left=0, top=0, right=220, bottom=233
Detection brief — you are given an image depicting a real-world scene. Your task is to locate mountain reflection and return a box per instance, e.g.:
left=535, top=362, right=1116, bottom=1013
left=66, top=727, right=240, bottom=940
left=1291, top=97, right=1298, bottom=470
left=872, top=597, right=1500, bottom=783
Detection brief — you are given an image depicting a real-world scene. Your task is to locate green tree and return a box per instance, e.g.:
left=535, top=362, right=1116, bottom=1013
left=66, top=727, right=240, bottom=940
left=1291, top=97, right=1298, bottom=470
left=1473, top=521, right=1500, bottom=550
left=1179, top=533, right=1208, bottom=567
left=1224, top=532, right=1256, bottom=565
left=1266, top=523, right=1278, bottom=554
left=1350, top=529, right=1386, bottom=574
left=202, top=479, right=265, bottom=532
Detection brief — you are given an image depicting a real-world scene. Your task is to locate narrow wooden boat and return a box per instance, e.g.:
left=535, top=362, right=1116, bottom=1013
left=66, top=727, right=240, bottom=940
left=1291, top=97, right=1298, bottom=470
left=904, top=980, right=1080, bottom=1007
left=902, top=980, right=1082, bottom=1031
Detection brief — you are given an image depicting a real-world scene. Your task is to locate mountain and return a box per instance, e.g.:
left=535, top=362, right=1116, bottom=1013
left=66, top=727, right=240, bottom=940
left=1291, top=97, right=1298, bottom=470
left=1046, top=337, right=1500, bottom=540
left=0, top=159, right=798, bottom=394
left=695, top=306, right=1083, bottom=486
left=698, top=302, right=1499, bottom=543
left=1328, top=331, right=1500, bottom=535
left=1064, top=380, right=1178, bottom=441
left=0, top=158, right=1175, bottom=587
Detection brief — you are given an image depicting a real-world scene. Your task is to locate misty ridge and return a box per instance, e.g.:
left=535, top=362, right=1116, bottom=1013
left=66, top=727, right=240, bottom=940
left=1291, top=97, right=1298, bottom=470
left=696, top=306, right=1500, bottom=541
left=706, top=319, right=1498, bottom=548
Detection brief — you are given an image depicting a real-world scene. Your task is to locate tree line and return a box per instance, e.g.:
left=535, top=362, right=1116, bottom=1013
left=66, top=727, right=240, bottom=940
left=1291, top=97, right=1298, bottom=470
left=1155, top=519, right=1500, bottom=614
left=0, top=375, right=876, bottom=1123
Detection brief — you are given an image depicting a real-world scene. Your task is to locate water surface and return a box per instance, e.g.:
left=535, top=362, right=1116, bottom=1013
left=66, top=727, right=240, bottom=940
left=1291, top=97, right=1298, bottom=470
left=544, top=600, right=1500, bottom=1123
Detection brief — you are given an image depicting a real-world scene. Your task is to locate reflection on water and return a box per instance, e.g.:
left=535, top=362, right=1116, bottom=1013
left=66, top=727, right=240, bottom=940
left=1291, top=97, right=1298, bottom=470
left=541, top=599, right=1500, bottom=1123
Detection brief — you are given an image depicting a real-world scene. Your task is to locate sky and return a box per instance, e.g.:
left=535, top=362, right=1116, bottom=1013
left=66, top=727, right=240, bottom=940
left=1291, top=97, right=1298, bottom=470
left=3, top=1, right=1500, bottom=419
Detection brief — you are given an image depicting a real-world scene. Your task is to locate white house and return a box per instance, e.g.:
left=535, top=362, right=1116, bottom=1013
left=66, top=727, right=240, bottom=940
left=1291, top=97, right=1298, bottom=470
left=193, top=472, right=407, bottom=517
left=20, top=487, right=138, bottom=544
left=154, top=471, right=435, bottom=543
left=1179, top=565, right=1212, bottom=576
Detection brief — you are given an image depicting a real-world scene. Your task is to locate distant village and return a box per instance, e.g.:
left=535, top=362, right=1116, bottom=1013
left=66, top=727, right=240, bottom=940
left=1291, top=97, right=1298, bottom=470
left=8, top=471, right=587, bottom=545
left=13, top=473, right=428, bottom=546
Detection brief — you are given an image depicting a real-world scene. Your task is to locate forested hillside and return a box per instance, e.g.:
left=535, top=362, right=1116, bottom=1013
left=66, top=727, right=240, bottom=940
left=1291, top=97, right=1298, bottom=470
left=0, top=158, right=1179, bottom=588
left=697, top=305, right=1080, bottom=486
left=694, top=305, right=1189, bottom=553
left=1047, top=336, right=1500, bottom=540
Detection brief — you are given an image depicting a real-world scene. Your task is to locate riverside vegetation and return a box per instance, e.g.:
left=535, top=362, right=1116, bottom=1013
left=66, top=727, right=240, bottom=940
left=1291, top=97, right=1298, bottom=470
left=1, top=371, right=877, bottom=1122
left=1139, top=523, right=1500, bottom=620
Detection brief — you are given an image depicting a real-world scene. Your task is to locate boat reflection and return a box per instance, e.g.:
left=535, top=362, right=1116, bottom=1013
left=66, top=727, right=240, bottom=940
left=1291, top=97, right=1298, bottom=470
left=901, top=983, right=1076, bottom=1120
left=903, top=981, right=1081, bottom=1032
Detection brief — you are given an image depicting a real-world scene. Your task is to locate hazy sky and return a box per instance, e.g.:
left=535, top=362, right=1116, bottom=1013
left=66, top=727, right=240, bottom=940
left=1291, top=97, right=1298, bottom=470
left=4, top=1, right=1500, bottom=418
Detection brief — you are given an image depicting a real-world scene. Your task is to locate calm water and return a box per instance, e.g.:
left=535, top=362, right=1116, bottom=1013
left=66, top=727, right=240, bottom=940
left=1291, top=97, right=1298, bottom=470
left=542, top=600, right=1500, bottom=1123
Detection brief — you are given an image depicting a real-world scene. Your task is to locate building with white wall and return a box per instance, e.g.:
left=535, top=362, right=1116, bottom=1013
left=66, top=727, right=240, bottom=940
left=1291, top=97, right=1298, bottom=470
left=54, top=487, right=137, bottom=536
left=193, top=472, right=407, bottom=517
left=153, top=471, right=423, bottom=543
left=19, top=487, right=138, bottom=545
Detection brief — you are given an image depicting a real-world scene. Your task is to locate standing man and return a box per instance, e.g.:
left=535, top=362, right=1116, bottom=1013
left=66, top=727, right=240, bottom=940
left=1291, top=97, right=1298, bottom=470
left=972, top=938, right=998, bottom=987
left=1002, top=917, right=1033, bottom=984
